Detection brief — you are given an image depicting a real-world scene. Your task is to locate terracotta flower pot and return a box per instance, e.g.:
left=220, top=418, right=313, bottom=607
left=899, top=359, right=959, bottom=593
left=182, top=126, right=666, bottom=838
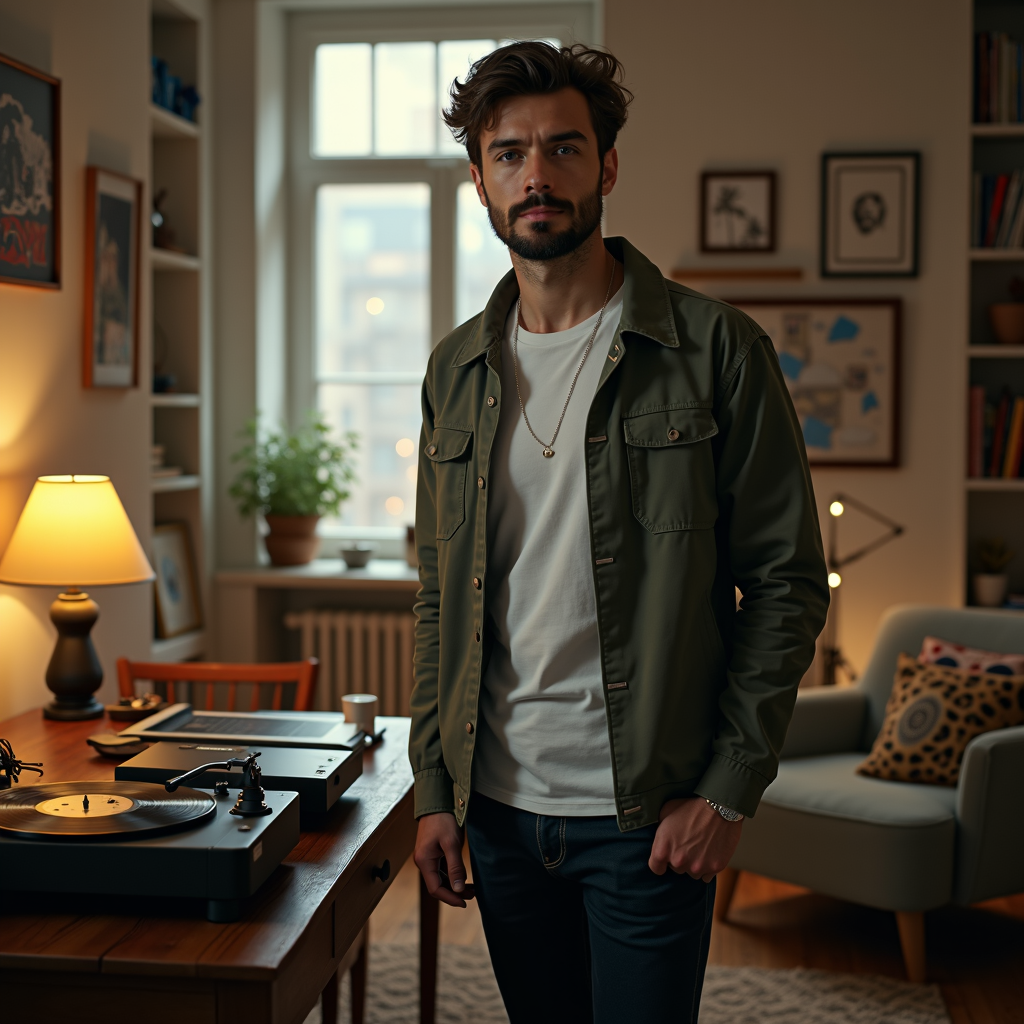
left=264, top=514, right=321, bottom=566
left=989, top=303, right=1024, bottom=345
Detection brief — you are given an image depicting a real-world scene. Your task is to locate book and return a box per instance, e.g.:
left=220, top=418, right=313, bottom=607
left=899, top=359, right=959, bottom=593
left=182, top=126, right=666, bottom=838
left=986, top=174, right=1010, bottom=246
left=1002, top=396, right=1024, bottom=477
left=972, top=172, right=983, bottom=248
left=969, top=386, right=986, bottom=477
left=989, top=390, right=1012, bottom=477
left=997, top=171, right=1022, bottom=246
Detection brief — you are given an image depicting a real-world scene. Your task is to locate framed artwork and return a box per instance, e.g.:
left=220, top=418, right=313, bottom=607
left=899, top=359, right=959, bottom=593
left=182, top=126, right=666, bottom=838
left=83, top=167, right=141, bottom=388
left=152, top=522, right=203, bottom=638
left=821, top=152, right=919, bottom=277
left=732, top=298, right=901, bottom=467
left=0, top=51, right=61, bottom=288
left=701, top=171, right=776, bottom=253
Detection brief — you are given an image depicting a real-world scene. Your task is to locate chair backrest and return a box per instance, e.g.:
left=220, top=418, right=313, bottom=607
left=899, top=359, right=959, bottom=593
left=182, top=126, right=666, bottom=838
left=116, top=658, right=319, bottom=712
left=857, top=605, right=1024, bottom=746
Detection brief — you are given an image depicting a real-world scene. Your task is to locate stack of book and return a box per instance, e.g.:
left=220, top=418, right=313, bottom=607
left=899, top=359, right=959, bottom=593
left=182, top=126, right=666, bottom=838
left=972, top=172, right=1024, bottom=248
left=975, top=31, right=1024, bottom=123
left=969, top=386, right=1024, bottom=478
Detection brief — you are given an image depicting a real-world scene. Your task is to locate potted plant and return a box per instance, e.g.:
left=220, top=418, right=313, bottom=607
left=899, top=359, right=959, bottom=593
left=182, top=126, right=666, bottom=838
left=974, top=538, right=1014, bottom=607
left=989, top=276, right=1024, bottom=345
left=230, top=413, right=358, bottom=566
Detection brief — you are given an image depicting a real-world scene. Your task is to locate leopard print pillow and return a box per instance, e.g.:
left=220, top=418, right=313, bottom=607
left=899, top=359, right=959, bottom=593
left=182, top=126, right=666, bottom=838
left=857, top=653, right=1024, bottom=786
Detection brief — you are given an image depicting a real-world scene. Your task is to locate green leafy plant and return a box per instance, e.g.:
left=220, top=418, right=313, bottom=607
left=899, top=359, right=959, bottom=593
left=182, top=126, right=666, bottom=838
left=229, top=413, right=358, bottom=518
left=977, top=537, right=1014, bottom=574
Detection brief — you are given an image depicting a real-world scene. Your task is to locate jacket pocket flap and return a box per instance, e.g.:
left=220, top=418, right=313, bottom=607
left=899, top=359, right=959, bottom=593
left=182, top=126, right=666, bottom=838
left=425, top=426, right=472, bottom=462
left=623, top=407, right=718, bottom=448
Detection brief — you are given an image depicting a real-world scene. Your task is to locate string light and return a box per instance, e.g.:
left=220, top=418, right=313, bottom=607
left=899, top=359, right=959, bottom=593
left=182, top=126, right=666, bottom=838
left=828, top=572, right=842, bottom=589
left=829, top=501, right=845, bottom=517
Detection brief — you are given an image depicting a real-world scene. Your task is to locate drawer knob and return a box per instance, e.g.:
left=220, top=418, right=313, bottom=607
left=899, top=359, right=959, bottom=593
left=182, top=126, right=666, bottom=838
left=372, top=859, right=391, bottom=883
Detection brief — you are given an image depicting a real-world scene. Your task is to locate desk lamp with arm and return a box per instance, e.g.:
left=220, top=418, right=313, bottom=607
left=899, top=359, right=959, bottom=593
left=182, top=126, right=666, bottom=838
left=0, top=475, right=155, bottom=720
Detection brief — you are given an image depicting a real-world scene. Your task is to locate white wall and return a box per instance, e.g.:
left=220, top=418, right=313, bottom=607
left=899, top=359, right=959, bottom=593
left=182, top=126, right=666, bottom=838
left=0, top=0, right=152, bottom=720
left=605, top=0, right=971, bottom=675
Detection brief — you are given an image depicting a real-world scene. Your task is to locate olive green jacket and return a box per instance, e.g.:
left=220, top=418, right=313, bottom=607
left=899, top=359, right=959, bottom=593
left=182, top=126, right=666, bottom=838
left=410, top=236, right=828, bottom=830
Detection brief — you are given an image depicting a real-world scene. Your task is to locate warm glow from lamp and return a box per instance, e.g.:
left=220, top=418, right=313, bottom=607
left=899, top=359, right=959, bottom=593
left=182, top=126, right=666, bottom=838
left=0, top=475, right=153, bottom=587
left=828, top=572, right=842, bottom=589
left=829, top=501, right=845, bottom=517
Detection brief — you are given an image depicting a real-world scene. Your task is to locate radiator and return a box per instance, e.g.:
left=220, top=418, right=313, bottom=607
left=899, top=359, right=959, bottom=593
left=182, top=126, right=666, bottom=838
left=283, top=610, right=416, bottom=716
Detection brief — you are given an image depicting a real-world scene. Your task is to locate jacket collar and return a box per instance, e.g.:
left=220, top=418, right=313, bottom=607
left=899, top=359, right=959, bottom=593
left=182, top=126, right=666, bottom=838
left=451, top=235, right=679, bottom=367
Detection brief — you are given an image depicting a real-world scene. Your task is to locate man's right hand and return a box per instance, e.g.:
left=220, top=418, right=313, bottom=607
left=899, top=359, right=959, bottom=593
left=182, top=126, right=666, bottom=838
left=414, top=811, right=476, bottom=908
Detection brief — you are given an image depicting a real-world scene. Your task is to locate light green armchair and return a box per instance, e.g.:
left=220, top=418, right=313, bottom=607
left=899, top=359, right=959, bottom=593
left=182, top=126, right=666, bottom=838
left=719, top=605, right=1024, bottom=982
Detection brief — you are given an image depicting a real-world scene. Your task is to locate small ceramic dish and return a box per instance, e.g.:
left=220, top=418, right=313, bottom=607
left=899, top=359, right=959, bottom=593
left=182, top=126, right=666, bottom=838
left=340, top=543, right=376, bottom=569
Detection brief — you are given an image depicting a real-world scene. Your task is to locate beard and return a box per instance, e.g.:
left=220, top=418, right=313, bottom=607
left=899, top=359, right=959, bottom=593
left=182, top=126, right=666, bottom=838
left=484, top=179, right=604, bottom=261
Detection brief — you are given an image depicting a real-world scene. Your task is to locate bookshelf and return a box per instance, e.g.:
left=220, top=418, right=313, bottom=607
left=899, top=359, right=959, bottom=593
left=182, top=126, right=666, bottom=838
left=149, top=0, right=211, bottom=660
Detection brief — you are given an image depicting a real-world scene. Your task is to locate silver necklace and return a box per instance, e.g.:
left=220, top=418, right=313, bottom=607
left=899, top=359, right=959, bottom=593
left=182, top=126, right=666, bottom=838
left=511, top=262, right=616, bottom=458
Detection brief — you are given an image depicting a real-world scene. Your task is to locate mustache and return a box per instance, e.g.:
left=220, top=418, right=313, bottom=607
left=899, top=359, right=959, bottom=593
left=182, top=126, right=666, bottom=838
left=507, top=194, right=575, bottom=223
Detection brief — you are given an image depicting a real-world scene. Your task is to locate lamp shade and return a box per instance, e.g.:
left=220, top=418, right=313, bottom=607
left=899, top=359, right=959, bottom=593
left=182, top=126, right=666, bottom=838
left=0, top=475, right=154, bottom=587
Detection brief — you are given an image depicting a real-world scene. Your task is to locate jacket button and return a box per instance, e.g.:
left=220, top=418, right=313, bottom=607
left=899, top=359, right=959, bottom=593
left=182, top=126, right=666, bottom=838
left=465, top=722, right=474, bottom=734
left=427, top=444, right=437, bottom=455
left=487, top=396, right=496, bottom=407
left=474, top=631, right=481, bottom=642
left=667, top=428, right=680, bottom=441
left=473, top=577, right=481, bottom=589
left=477, top=476, right=485, bottom=489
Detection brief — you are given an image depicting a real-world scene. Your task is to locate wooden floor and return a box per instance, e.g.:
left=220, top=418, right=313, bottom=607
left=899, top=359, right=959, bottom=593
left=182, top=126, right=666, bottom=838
left=369, top=857, right=1023, bottom=1024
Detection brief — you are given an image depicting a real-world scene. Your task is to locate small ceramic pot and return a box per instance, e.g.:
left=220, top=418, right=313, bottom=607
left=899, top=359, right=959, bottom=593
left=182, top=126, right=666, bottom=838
left=989, top=303, right=1024, bottom=345
left=974, top=572, right=1009, bottom=608
left=339, top=543, right=376, bottom=569
left=264, top=514, right=320, bottom=566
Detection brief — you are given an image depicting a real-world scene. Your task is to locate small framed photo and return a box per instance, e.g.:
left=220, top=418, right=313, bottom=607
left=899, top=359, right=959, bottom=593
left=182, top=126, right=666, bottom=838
left=731, top=298, right=901, bottom=467
left=821, top=152, right=919, bottom=277
left=152, top=522, right=203, bottom=638
left=83, top=167, right=142, bottom=388
left=701, top=171, right=776, bottom=253
left=0, top=51, right=61, bottom=288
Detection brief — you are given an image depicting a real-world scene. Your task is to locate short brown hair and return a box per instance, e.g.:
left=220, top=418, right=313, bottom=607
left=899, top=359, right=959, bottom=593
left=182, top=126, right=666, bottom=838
left=443, top=42, right=633, bottom=168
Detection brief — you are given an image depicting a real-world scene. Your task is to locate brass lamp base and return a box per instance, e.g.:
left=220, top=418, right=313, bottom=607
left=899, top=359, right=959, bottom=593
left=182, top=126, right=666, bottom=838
left=43, top=589, right=104, bottom=721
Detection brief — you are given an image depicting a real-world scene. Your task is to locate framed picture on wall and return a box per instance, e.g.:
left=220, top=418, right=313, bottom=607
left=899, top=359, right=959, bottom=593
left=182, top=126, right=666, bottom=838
left=0, top=51, right=61, bottom=288
left=700, top=171, right=776, bottom=253
left=83, top=167, right=141, bottom=388
left=732, top=298, right=901, bottom=467
left=152, top=522, right=203, bottom=639
left=821, top=152, right=920, bottom=277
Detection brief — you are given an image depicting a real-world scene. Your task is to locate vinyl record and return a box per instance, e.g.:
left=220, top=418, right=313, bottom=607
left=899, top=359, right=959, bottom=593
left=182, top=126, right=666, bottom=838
left=0, top=781, right=216, bottom=840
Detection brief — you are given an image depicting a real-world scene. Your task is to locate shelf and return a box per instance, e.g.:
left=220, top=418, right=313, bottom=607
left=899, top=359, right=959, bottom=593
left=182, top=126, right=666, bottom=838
left=150, top=629, right=206, bottom=663
left=150, top=103, right=200, bottom=139
left=151, top=393, right=200, bottom=407
left=969, top=248, right=1024, bottom=261
left=965, top=478, right=1024, bottom=491
left=669, top=267, right=804, bottom=283
left=972, top=122, right=1024, bottom=137
left=967, top=345, right=1024, bottom=357
left=152, top=473, right=200, bottom=493
left=150, top=247, right=200, bottom=272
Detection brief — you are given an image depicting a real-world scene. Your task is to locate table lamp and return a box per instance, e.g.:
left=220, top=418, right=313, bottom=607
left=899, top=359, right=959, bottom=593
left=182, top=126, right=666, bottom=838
left=0, top=475, right=154, bottom=720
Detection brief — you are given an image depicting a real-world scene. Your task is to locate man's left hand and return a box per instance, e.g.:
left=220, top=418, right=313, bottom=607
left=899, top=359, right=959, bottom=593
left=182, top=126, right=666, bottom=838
left=648, top=797, right=743, bottom=881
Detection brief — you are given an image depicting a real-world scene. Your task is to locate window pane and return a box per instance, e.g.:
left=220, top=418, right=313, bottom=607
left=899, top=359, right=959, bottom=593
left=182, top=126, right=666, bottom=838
left=375, top=42, right=436, bottom=155
left=319, top=383, right=421, bottom=528
left=437, top=39, right=496, bottom=154
left=316, top=183, right=431, bottom=376
left=456, top=180, right=511, bottom=325
left=314, top=44, right=372, bottom=156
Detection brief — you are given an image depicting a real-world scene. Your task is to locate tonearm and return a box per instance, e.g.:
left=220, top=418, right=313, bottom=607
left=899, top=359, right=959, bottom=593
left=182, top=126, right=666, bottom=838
left=165, top=751, right=272, bottom=817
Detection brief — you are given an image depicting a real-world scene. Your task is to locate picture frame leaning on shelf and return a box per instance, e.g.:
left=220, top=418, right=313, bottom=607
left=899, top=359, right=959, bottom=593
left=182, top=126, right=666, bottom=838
left=152, top=522, right=203, bottom=639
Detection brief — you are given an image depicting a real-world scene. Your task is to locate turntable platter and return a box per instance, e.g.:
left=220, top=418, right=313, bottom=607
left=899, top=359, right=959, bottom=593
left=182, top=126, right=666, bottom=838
left=0, top=782, right=216, bottom=840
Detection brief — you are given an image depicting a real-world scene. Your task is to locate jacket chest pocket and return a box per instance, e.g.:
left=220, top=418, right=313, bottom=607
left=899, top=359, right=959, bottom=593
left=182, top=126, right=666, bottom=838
left=425, top=426, right=472, bottom=540
left=623, top=407, right=719, bottom=534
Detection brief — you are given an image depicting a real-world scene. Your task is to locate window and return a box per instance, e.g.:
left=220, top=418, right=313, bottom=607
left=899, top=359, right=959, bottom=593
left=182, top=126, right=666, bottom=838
left=288, top=8, right=595, bottom=539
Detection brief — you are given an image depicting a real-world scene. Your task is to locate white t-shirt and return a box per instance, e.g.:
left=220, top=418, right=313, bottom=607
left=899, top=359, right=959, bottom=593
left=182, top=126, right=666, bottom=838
left=473, top=287, right=623, bottom=816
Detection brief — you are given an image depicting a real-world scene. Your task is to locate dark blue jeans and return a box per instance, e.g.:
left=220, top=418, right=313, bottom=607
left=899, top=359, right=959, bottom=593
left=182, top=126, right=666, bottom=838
left=466, top=793, right=715, bottom=1024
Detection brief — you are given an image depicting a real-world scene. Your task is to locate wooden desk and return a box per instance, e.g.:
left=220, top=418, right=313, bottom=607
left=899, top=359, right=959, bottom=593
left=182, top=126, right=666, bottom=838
left=0, top=710, right=439, bottom=1024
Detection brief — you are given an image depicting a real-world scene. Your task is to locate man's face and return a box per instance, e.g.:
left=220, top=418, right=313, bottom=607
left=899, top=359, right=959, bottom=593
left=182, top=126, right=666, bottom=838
left=470, top=87, right=618, bottom=261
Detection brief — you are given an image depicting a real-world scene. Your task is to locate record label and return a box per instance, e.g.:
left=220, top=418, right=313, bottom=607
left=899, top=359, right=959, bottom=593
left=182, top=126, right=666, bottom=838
left=35, top=794, right=134, bottom=818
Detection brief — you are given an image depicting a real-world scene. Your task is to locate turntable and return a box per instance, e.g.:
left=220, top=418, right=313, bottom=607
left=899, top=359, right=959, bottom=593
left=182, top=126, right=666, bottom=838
left=0, top=751, right=300, bottom=922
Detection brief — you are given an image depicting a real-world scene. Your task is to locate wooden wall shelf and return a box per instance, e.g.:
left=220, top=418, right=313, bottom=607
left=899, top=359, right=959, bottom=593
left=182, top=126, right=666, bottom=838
left=670, top=267, right=804, bottom=284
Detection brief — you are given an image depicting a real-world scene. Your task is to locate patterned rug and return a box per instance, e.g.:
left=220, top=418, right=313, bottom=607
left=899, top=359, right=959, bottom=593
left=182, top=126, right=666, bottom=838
left=303, top=943, right=950, bottom=1024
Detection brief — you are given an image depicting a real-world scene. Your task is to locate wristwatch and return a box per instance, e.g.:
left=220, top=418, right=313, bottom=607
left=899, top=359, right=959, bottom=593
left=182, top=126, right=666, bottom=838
left=706, top=799, right=744, bottom=822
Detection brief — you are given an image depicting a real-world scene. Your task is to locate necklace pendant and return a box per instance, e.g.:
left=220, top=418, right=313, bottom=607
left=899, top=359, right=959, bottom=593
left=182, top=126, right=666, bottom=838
left=542, top=447, right=555, bottom=458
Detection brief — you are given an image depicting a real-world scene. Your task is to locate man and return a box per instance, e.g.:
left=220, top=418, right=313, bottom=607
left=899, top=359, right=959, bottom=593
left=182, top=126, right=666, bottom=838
left=411, top=41, right=828, bottom=1024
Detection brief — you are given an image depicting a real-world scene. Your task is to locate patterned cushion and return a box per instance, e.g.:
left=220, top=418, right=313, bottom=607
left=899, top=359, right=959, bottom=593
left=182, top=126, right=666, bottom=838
left=918, top=635, right=1024, bottom=676
left=857, top=654, right=1024, bottom=786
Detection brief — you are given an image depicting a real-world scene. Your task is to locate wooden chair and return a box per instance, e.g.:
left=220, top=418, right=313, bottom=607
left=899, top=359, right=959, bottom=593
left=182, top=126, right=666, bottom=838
left=115, top=656, right=367, bottom=1023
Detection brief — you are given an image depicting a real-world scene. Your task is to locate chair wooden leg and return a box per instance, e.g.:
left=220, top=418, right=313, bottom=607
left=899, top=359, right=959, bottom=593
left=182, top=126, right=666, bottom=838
left=714, top=867, right=740, bottom=922
left=895, top=911, right=926, bottom=983
left=320, top=967, right=339, bottom=1024
left=420, top=874, right=439, bottom=1024
left=350, top=936, right=367, bottom=1024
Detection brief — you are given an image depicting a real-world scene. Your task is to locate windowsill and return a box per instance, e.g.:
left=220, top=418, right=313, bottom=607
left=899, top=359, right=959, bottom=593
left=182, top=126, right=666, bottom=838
left=315, top=523, right=408, bottom=560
